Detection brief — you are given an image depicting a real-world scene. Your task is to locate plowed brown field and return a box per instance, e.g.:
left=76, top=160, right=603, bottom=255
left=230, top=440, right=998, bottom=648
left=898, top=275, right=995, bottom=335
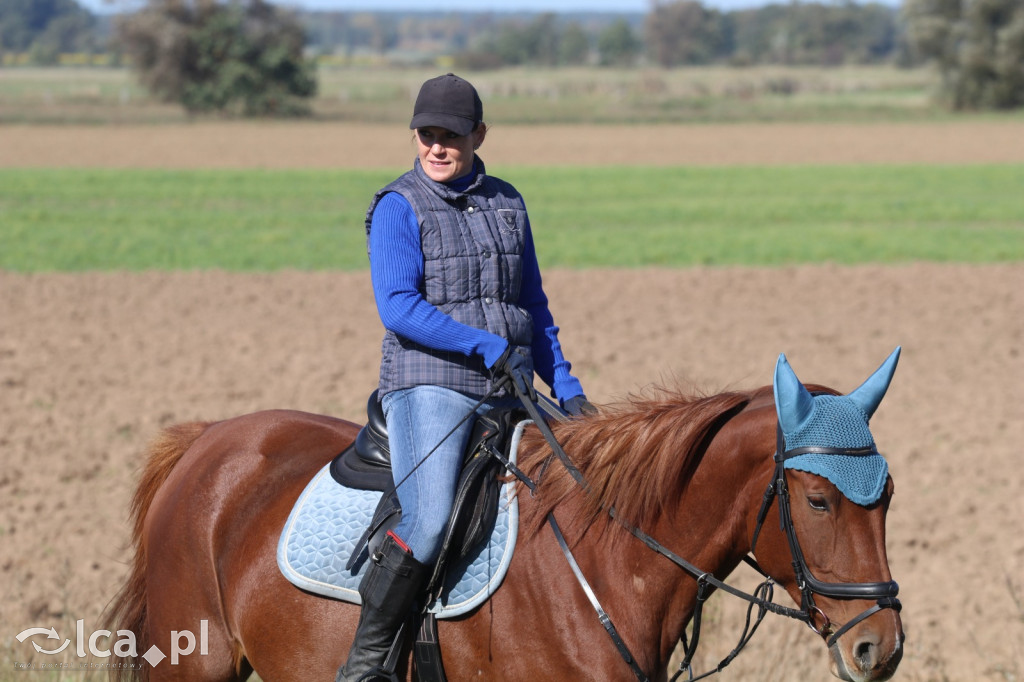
left=2, top=122, right=1022, bottom=681
left=4, top=120, right=1024, bottom=167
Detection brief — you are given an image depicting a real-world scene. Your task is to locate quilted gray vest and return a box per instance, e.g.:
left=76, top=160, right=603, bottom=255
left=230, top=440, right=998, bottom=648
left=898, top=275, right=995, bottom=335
left=365, top=159, right=534, bottom=397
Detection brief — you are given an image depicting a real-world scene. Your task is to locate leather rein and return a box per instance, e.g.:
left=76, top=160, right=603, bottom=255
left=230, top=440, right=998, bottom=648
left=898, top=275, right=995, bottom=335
left=507, top=383, right=901, bottom=681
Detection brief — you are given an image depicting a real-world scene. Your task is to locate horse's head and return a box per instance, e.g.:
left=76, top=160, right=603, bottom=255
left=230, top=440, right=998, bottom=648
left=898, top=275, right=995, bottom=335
left=750, top=348, right=905, bottom=682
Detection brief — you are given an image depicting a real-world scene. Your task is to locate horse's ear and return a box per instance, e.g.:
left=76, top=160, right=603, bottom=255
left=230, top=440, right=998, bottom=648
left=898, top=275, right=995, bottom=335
left=774, top=353, right=815, bottom=435
left=847, top=346, right=901, bottom=420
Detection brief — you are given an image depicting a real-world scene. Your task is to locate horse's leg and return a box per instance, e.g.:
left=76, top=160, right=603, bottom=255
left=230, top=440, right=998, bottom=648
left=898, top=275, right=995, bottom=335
left=221, top=516, right=364, bottom=680
left=197, top=413, right=369, bottom=681
left=142, top=459, right=252, bottom=682
left=232, top=572, right=364, bottom=680
left=137, top=412, right=353, bottom=681
left=143, top=586, right=250, bottom=682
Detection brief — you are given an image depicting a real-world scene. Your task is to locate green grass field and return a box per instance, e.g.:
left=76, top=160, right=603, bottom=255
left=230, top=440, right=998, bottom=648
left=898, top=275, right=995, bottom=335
left=2, top=165, right=1022, bottom=271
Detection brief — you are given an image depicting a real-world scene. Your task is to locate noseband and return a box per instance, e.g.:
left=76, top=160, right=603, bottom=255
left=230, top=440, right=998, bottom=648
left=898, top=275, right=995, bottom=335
left=749, top=423, right=902, bottom=647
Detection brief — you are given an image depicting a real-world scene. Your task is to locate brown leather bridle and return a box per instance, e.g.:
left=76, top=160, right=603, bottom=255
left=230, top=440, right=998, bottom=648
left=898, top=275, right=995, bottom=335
left=749, top=423, right=901, bottom=648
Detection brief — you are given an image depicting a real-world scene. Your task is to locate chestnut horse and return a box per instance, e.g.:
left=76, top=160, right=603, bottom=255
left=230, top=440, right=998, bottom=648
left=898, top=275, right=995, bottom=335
left=104, top=352, right=904, bottom=681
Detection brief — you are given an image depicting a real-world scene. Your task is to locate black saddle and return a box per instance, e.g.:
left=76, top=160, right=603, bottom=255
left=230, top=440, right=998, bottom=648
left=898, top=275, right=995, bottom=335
left=329, top=390, right=395, bottom=491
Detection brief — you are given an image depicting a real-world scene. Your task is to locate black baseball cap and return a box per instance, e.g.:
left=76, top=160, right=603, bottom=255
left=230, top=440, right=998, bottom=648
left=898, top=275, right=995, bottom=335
left=409, top=73, right=483, bottom=137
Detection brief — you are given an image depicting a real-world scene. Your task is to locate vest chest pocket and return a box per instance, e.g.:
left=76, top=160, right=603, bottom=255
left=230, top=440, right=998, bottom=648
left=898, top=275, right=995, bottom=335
left=496, top=208, right=520, bottom=234
left=490, top=208, right=526, bottom=255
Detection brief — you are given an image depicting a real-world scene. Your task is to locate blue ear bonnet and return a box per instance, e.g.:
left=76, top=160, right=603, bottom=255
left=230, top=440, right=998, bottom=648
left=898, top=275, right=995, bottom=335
left=781, top=394, right=888, bottom=506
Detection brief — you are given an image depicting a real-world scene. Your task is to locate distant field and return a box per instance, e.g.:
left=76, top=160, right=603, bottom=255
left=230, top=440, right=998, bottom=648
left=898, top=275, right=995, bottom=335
left=2, top=165, right=1022, bottom=271
left=3, top=66, right=1022, bottom=271
left=0, top=64, right=984, bottom=125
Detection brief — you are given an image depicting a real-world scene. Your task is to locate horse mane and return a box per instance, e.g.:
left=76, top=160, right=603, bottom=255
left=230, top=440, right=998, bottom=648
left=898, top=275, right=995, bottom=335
left=518, top=385, right=768, bottom=537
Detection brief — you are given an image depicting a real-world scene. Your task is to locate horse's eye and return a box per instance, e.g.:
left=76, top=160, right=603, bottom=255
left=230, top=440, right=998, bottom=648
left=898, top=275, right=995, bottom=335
left=807, top=495, right=830, bottom=512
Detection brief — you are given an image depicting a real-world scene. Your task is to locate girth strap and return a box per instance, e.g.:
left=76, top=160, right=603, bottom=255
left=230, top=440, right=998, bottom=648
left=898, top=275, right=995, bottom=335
left=413, top=614, right=448, bottom=682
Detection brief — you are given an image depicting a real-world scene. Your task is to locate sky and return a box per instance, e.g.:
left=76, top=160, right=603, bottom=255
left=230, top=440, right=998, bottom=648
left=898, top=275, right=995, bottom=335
left=286, top=0, right=654, bottom=11
left=82, top=0, right=811, bottom=16
left=84, top=0, right=901, bottom=16
left=273, top=0, right=899, bottom=9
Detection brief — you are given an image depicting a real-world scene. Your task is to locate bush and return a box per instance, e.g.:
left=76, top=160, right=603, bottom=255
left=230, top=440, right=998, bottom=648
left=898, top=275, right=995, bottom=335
left=905, top=0, right=1024, bottom=109
left=116, top=0, right=317, bottom=117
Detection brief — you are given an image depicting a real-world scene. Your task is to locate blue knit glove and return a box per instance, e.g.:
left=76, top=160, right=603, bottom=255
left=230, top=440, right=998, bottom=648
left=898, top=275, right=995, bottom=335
left=494, top=346, right=536, bottom=401
left=563, top=395, right=597, bottom=417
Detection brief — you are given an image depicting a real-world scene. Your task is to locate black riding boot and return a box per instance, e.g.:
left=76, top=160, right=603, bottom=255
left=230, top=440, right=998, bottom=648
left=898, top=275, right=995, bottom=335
left=336, top=533, right=429, bottom=682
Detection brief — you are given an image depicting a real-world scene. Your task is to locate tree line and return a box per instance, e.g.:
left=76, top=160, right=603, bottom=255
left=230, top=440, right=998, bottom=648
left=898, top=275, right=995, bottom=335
left=300, top=5, right=905, bottom=69
left=0, top=0, right=916, bottom=69
left=0, top=0, right=98, bottom=62
left=2, top=0, right=1021, bottom=113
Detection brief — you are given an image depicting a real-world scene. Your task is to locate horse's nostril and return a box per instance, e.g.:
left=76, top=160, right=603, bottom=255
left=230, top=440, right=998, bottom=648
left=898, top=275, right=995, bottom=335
left=854, top=638, right=880, bottom=671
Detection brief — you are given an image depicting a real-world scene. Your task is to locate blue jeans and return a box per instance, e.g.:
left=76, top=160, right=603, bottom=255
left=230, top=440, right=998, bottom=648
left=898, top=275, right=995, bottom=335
left=382, top=385, right=517, bottom=565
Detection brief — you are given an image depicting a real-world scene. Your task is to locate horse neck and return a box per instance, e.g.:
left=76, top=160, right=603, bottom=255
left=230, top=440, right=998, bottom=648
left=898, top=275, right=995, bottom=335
left=671, top=398, right=777, bottom=561
left=526, top=395, right=778, bottom=669
left=646, top=401, right=777, bottom=653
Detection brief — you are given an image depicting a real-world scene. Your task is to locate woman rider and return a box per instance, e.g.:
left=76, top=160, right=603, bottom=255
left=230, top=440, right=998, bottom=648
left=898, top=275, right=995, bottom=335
left=338, top=73, right=594, bottom=681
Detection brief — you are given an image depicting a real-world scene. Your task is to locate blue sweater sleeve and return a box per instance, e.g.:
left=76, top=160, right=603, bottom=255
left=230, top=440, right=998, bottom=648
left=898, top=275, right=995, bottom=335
left=519, top=216, right=586, bottom=402
left=369, top=192, right=508, bottom=366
